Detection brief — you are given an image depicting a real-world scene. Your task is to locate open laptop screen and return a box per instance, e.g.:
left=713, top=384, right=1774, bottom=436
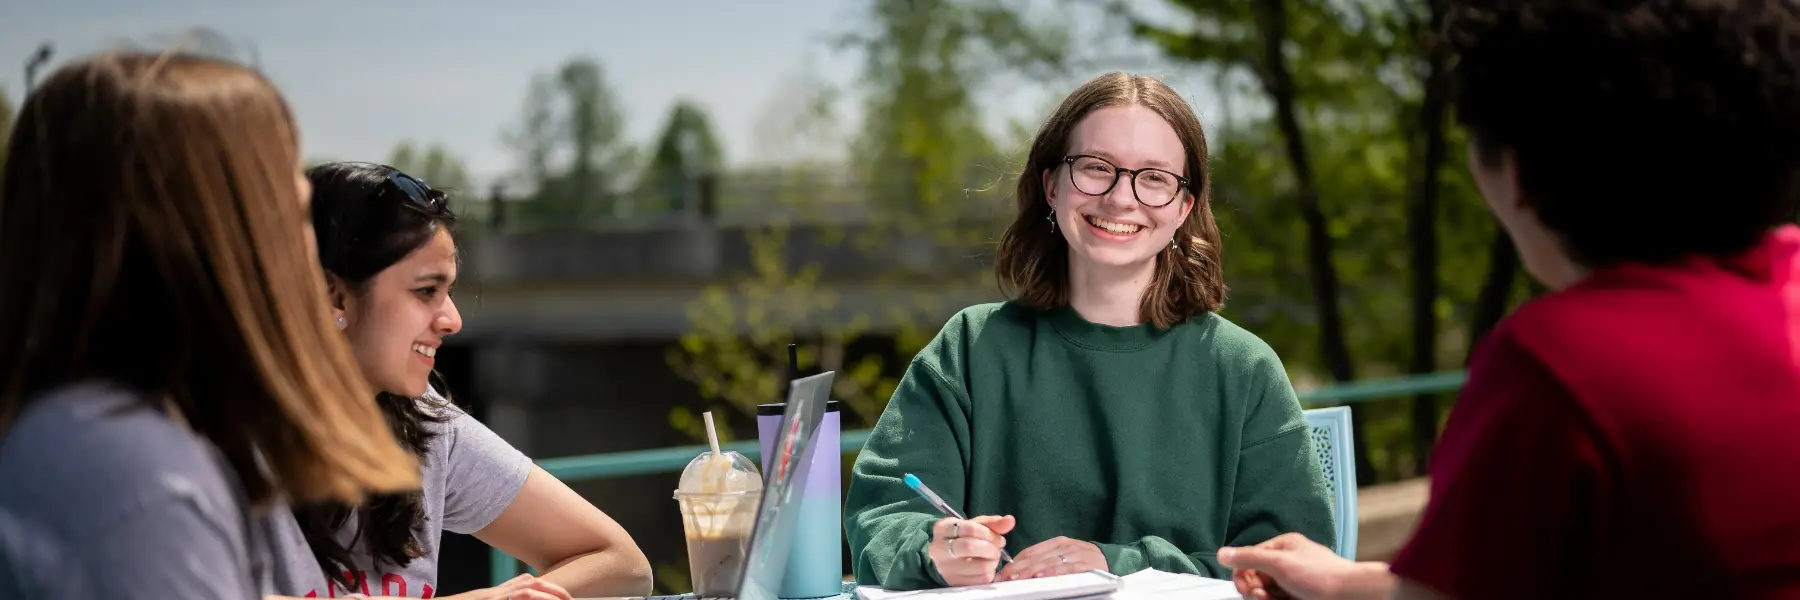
left=733, top=371, right=833, bottom=600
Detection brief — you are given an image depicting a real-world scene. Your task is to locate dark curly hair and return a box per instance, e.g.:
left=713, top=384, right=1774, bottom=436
left=1446, top=0, right=1800, bottom=266
left=294, top=162, right=459, bottom=588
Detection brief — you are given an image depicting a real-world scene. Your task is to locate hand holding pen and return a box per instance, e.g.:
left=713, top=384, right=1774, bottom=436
left=906, top=473, right=1017, bottom=586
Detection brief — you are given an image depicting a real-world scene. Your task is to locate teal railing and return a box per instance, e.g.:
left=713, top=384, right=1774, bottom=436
left=490, top=370, right=1470, bottom=586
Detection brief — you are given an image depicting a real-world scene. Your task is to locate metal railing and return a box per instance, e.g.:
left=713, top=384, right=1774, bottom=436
left=490, top=369, right=1470, bottom=585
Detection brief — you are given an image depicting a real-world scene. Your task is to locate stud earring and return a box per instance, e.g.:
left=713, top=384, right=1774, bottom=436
left=336, top=315, right=347, bottom=330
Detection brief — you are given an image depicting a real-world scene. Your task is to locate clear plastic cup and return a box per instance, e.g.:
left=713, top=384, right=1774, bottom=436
left=675, top=451, right=762, bottom=597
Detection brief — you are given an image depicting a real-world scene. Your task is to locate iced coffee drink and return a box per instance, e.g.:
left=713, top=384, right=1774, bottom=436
left=675, top=450, right=762, bottom=598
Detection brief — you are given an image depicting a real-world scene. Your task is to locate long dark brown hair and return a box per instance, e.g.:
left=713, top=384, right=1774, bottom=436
left=294, top=162, right=460, bottom=587
left=0, top=52, right=420, bottom=504
left=993, top=72, right=1226, bottom=328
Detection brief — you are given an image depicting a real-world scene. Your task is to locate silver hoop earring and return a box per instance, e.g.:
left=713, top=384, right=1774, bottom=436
left=1047, top=208, right=1057, bottom=233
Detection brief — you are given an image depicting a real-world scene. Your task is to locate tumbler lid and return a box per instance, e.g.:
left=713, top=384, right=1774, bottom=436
left=757, top=400, right=840, bottom=416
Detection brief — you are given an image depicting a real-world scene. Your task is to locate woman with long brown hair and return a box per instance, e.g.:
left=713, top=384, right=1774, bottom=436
left=845, top=72, right=1333, bottom=590
left=0, top=52, right=567, bottom=599
left=283, top=162, right=651, bottom=599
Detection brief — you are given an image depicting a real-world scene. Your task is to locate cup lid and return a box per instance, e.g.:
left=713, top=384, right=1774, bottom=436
left=677, top=450, right=762, bottom=495
left=757, top=400, right=841, bottom=415
left=672, top=489, right=761, bottom=500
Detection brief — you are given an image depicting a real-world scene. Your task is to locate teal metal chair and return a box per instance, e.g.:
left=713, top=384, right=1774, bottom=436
left=1302, top=406, right=1358, bottom=559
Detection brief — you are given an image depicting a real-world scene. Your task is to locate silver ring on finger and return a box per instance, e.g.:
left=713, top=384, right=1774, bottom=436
left=947, top=537, right=958, bottom=559
left=951, top=522, right=960, bottom=539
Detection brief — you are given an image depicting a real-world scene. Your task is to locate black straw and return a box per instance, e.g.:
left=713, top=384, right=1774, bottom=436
left=779, top=343, right=798, bottom=404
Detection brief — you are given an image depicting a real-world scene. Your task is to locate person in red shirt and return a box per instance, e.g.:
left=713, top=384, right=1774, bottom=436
left=1215, top=1, right=1800, bottom=599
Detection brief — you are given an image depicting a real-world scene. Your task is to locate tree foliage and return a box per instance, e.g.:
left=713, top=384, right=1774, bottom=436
left=388, top=140, right=482, bottom=220
left=493, top=0, right=1534, bottom=488
left=0, top=86, right=14, bottom=174
left=664, top=0, right=1062, bottom=448
left=1123, top=0, right=1526, bottom=480
left=504, top=57, right=640, bottom=226
left=388, top=141, right=475, bottom=193
left=639, top=101, right=725, bottom=215
left=841, top=0, right=1070, bottom=244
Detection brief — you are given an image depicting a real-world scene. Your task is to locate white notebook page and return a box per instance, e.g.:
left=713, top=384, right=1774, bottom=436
left=853, top=570, right=1122, bottom=600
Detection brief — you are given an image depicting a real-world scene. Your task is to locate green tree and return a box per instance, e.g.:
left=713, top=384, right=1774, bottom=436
left=504, top=56, right=639, bottom=227
left=666, top=76, right=912, bottom=438
left=1126, top=0, right=1380, bottom=480
left=676, top=0, right=1075, bottom=437
left=388, top=140, right=483, bottom=221
left=639, top=101, right=725, bottom=215
left=841, top=0, right=1066, bottom=245
left=387, top=141, right=474, bottom=193
left=0, top=86, right=14, bottom=173
left=665, top=214, right=902, bottom=439
left=1123, top=0, right=1520, bottom=481
left=1131, top=1, right=1372, bottom=369
left=748, top=65, right=844, bottom=169
left=1209, top=112, right=1492, bottom=479
left=507, top=74, right=558, bottom=207
left=832, top=0, right=1064, bottom=390
left=666, top=0, right=1064, bottom=446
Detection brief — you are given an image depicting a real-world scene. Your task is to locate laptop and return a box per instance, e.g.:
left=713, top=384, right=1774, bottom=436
left=587, top=371, right=836, bottom=600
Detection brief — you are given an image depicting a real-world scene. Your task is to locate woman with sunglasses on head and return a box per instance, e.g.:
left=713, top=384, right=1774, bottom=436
left=844, top=73, right=1334, bottom=591
left=0, top=52, right=431, bottom=599
left=279, top=162, right=652, bottom=599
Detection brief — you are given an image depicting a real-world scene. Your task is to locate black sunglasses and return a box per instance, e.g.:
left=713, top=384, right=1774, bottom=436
left=376, top=167, right=448, bottom=214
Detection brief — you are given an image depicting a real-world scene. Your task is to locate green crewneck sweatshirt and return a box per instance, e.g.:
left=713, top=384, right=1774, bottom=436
left=845, top=302, right=1333, bottom=589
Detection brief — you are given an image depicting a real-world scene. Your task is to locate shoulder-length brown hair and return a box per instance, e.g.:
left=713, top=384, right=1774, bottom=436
left=994, top=72, right=1225, bottom=328
left=0, top=52, right=419, bottom=505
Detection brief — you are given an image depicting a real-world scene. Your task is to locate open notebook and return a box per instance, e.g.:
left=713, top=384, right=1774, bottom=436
left=853, top=569, right=1240, bottom=600
left=853, top=571, right=1121, bottom=600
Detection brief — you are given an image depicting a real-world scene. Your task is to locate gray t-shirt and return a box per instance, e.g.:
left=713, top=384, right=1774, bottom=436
left=275, top=390, right=532, bottom=598
left=0, top=382, right=329, bottom=599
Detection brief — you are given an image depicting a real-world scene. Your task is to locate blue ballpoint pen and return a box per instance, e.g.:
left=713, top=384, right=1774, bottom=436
left=903, top=473, right=1016, bottom=563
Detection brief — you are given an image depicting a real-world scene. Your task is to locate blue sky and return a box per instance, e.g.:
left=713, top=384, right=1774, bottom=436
left=0, top=0, right=1225, bottom=188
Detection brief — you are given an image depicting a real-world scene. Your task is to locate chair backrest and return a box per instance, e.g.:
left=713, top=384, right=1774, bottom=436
left=1302, top=406, right=1358, bottom=559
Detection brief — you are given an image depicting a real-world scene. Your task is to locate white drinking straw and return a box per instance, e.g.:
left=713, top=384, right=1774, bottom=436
left=703, top=411, right=722, bottom=456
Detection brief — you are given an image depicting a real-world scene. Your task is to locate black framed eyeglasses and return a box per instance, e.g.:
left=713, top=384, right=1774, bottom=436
left=376, top=167, right=449, bottom=215
left=1062, top=154, right=1191, bottom=208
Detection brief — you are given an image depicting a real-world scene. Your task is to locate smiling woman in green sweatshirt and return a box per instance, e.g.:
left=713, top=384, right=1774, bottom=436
left=844, top=72, right=1334, bottom=591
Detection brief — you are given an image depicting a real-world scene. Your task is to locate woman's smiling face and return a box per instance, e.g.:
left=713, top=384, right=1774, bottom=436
left=337, top=228, right=461, bottom=398
left=1045, top=104, right=1194, bottom=274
